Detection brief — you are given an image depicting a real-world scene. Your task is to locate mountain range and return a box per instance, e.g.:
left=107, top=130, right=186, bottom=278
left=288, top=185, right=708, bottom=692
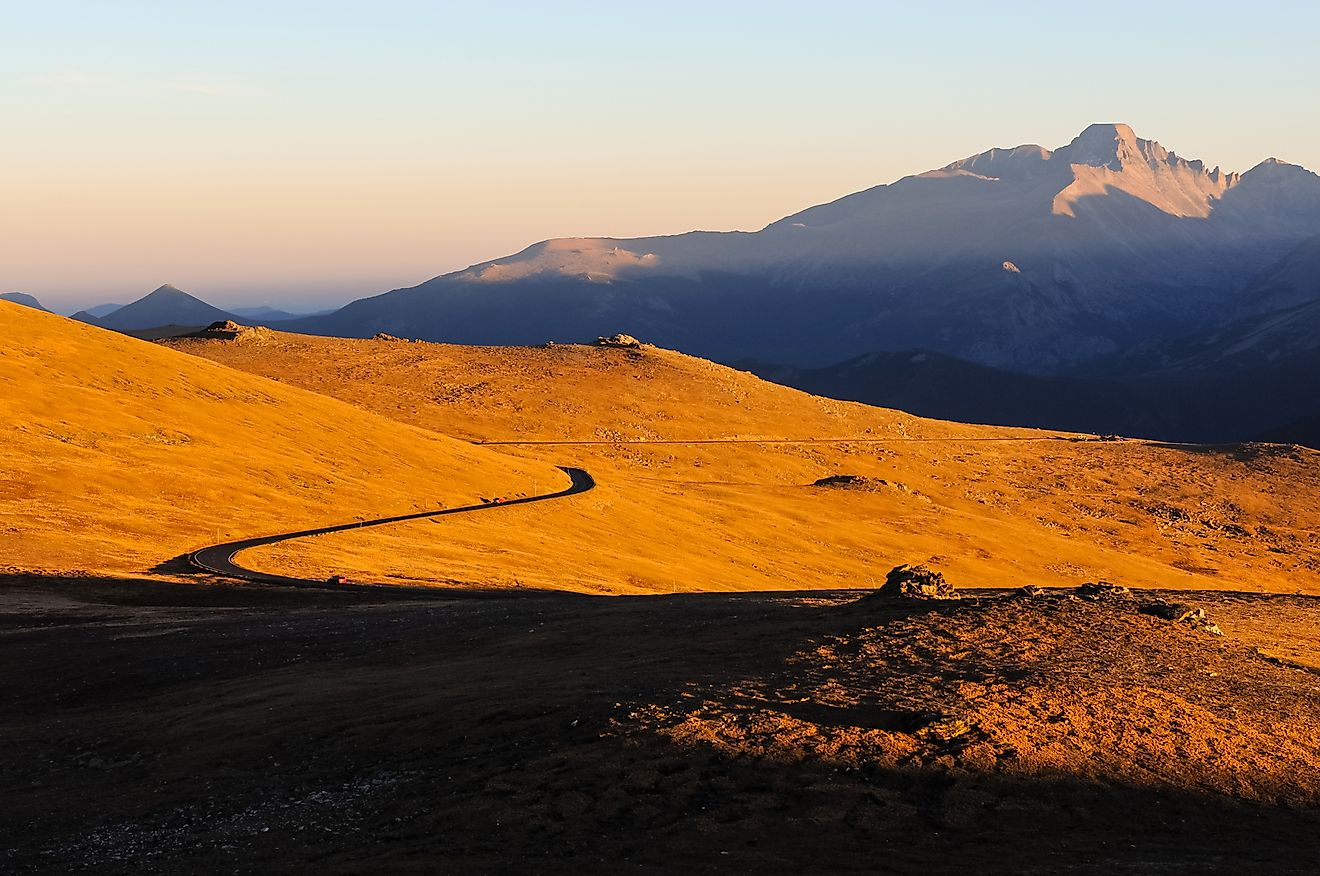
left=35, top=123, right=1320, bottom=447
left=284, top=123, right=1320, bottom=374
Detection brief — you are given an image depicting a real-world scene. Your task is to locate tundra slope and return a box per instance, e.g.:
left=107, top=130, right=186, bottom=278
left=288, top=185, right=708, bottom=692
left=0, top=302, right=558, bottom=578
left=167, top=329, right=1320, bottom=596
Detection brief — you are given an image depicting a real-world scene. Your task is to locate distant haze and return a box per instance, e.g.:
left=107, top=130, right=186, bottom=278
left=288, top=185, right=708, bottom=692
left=4, top=2, right=1320, bottom=311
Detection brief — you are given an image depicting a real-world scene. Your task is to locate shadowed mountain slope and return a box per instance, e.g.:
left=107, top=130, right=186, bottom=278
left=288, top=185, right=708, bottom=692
left=1259, top=411, right=1320, bottom=449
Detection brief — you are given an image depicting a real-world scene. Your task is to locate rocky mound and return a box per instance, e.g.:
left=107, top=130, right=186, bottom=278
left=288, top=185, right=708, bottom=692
left=630, top=589, right=1316, bottom=814
left=868, top=564, right=960, bottom=600
left=185, top=321, right=275, bottom=343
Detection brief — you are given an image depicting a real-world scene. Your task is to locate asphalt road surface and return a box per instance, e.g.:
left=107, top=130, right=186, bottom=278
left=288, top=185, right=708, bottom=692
left=189, top=466, right=595, bottom=588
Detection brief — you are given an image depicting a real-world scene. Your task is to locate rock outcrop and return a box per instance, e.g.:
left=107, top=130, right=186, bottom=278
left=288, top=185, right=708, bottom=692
left=1076, top=582, right=1131, bottom=601
left=870, top=564, right=960, bottom=601
left=597, top=333, right=642, bottom=349
left=1139, top=600, right=1223, bottom=635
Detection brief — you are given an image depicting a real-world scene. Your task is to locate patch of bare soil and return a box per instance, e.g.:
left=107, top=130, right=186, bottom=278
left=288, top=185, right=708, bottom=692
left=631, top=591, right=1320, bottom=806
left=3, top=576, right=1317, bottom=874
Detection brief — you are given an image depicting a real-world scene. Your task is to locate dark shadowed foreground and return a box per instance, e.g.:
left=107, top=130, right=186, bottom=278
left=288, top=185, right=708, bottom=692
left=3, top=575, right=1318, bottom=874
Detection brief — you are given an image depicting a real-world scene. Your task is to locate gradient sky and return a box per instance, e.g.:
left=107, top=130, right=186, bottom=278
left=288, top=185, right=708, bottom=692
left=5, top=1, right=1320, bottom=312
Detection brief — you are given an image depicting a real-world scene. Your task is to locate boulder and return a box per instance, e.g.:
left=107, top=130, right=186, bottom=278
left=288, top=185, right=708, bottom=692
left=1076, top=581, right=1131, bottom=601
left=871, top=564, right=960, bottom=601
left=1014, top=584, right=1045, bottom=598
left=1139, top=601, right=1223, bottom=635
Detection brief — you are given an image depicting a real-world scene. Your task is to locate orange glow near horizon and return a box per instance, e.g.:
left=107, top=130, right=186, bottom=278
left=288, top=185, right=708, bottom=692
left=6, top=3, right=1318, bottom=311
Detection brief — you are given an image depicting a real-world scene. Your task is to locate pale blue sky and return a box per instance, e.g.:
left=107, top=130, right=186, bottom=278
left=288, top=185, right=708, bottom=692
left=4, top=0, right=1319, bottom=310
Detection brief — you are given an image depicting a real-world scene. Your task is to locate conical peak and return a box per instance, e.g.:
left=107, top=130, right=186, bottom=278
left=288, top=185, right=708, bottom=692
left=149, top=284, right=185, bottom=296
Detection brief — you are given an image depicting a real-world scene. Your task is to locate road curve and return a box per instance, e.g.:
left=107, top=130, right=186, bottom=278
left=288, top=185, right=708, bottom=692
left=189, top=466, right=595, bottom=588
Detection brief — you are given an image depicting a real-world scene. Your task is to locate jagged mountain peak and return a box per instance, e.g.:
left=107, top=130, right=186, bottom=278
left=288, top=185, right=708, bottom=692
left=1057, top=122, right=1170, bottom=171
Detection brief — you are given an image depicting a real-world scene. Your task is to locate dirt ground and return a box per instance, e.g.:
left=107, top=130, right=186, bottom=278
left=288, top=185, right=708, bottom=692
left=4, top=574, right=1318, bottom=874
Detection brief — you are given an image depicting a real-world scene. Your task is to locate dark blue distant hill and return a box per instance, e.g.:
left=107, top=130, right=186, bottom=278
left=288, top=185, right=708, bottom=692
left=1, top=292, right=49, bottom=312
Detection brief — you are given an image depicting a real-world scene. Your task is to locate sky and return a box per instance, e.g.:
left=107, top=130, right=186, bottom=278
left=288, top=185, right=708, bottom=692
left=4, top=1, right=1320, bottom=312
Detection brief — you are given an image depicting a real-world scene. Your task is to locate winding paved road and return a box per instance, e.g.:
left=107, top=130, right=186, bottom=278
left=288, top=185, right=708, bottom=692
left=189, top=466, right=595, bottom=588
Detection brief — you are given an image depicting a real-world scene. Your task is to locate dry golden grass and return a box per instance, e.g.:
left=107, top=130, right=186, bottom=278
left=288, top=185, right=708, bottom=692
left=0, top=303, right=559, bottom=576
left=163, top=331, right=1320, bottom=595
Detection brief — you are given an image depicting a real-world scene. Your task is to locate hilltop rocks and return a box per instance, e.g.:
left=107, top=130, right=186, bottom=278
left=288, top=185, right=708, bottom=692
left=870, top=564, right=960, bottom=601
left=597, top=333, right=642, bottom=349
left=187, top=320, right=247, bottom=339
left=1140, top=600, right=1223, bottom=635
left=185, top=321, right=276, bottom=343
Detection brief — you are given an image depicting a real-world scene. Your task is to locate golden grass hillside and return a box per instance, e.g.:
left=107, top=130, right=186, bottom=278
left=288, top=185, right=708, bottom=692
left=0, top=303, right=560, bottom=576
left=165, top=331, right=1320, bottom=595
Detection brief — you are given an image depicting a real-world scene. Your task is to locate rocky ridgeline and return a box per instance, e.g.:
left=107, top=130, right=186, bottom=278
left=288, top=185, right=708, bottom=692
left=868, top=565, right=1222, bottom=634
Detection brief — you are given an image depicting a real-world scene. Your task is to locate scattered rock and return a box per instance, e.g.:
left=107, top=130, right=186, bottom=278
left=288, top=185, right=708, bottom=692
left=870, top=564, right=960, bottom=601
left=814, top=474, right=908, bottom=492
left=1139, top=600, right=1223, bottom=635
left=372, top=332, right=402, bottom=341
left=811, top=476, right=926, bottom=501
left=1076, top=581, right=1131, bottom=601
left=597, top=333, right=642, bottom=349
